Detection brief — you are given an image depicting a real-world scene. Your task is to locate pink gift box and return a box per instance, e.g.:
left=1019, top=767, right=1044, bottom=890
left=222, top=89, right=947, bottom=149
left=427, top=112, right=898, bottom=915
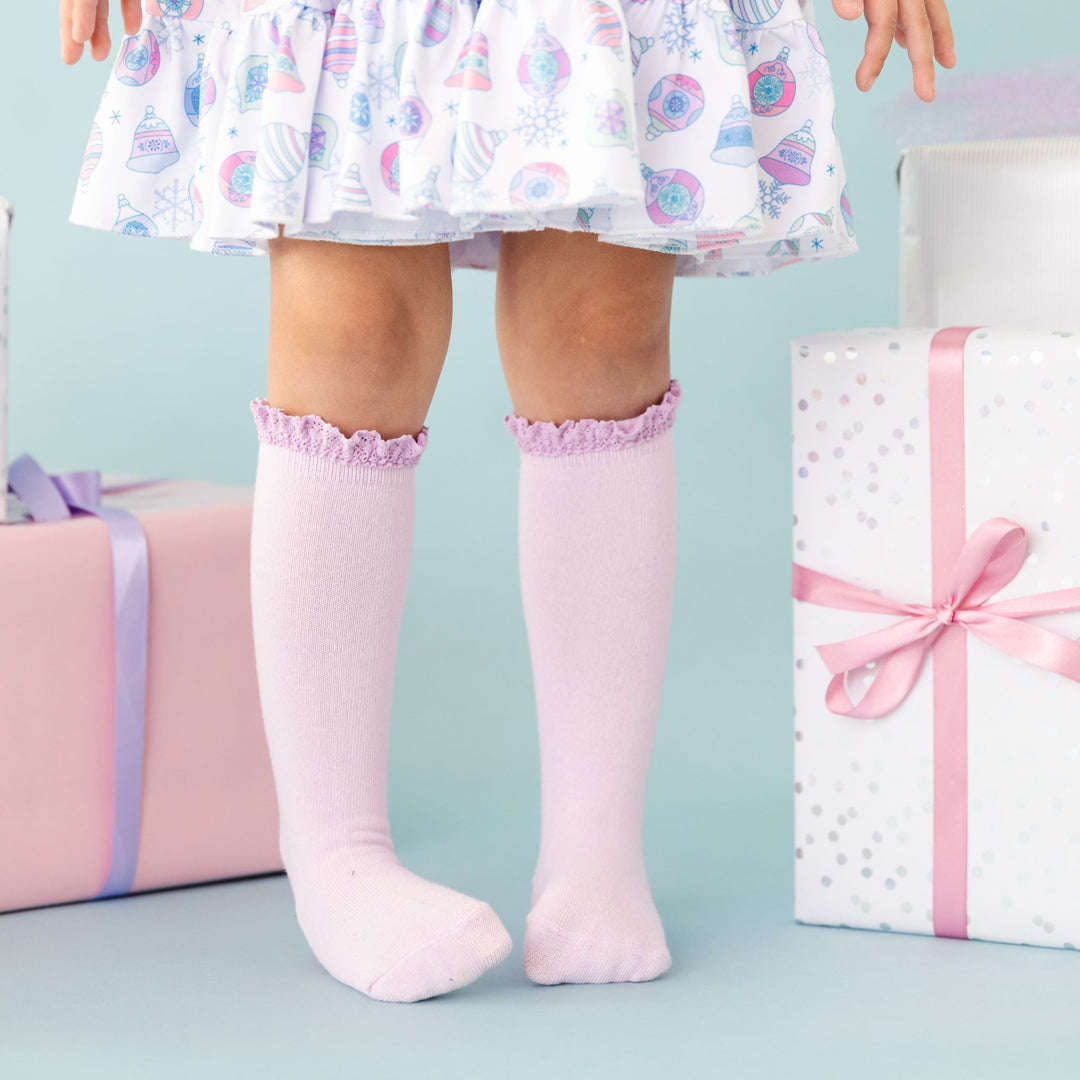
left=0, top=478, right=283, bottom=913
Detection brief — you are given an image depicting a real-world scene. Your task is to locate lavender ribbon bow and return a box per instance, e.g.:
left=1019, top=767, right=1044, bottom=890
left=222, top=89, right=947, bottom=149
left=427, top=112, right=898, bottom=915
left=7, top=453, right=172, bottom=899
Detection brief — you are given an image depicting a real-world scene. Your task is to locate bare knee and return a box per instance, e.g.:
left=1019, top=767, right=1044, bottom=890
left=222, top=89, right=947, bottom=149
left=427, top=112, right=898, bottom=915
left=266, top=238, right=452, bottom=439
left=496, top=233, right=675, bottom=423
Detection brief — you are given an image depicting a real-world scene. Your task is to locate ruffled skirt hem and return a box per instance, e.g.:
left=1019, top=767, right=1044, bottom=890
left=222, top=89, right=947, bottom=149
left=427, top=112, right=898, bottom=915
left=69, top=0, right=858, bottom=278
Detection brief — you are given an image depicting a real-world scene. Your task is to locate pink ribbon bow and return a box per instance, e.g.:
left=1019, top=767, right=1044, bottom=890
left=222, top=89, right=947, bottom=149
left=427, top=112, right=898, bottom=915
left=792, top=517, right=1080, bottom=720
left=791, top=327, right=1080, bottom=940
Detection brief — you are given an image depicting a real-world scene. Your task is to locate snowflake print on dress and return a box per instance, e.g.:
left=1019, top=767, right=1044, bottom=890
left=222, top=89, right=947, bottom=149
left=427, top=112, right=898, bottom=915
left=151, top=15, right=186, bottom=58
left=661, top=0, right=697, bottom=56
left=365, top=56, right=400, bottom=110
left=515, top=99, right=568, bottom=148
left=758, top=176, right=790, bottom=219
left=267, top=183, right=303, bottom=218
left=797, top=52, right=831, bottom=98
left=153, top=178, right=194, bottom=229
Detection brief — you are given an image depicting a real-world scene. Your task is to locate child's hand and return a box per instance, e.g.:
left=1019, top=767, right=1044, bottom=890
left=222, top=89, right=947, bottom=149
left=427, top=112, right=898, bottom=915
left=60, top=0, right=142, bottom=65
left=832, top=0, right=956, bottom=103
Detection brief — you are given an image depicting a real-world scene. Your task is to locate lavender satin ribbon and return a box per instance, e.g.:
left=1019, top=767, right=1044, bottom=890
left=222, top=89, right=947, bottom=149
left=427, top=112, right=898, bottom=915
left=7, top=454, right=173, bottom=899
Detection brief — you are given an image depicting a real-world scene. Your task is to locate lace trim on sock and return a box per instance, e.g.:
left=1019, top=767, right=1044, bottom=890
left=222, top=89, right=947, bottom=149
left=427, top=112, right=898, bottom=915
left=503, top=378, right=681, bottom=456
left=250, top=398, right=429, bottom=468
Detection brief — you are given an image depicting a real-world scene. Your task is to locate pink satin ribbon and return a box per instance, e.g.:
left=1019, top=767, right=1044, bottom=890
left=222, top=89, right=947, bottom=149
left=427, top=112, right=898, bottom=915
left=792, top=328, right=1080, bottom=939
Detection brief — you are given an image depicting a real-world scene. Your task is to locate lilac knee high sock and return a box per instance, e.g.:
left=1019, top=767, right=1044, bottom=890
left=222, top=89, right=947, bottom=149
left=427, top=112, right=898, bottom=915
left=249, top=399, right=512, bottom=1003
left=504, top=379, right=681, bottom=985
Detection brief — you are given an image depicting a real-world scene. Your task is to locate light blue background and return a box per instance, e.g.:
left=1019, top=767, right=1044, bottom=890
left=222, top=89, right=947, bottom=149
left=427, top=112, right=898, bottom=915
left=3, top=3, right=1080, bottom=1076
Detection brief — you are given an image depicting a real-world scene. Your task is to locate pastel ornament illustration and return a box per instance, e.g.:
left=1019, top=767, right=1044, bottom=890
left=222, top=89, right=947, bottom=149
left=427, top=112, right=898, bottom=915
left=407, top=166, right=442, bottom=210
left=308, top=113, right=339, bottom=169
left=748, top=47, right=796, bottom=117
left=445, top=33, right=492, bottom=90
left=184, top=53, right=217, bottom=127
left=701, top=6, right=743, bottom=65
left=112, top=194, right=159, bottom=236
left=126, top=106, right=181, bottom=173
left=322, top=14, right=359, bottom=87
left=80, top=123, right=103, bottom=191
left=257, top=123, right=310, bottom=183
left=147, top=0, right=203, bottom=16
left=190, top=176, right=204, bottom=228
left=337, top=162, right=373, bottom=208
left=788, top=210, right=832, bottom=237
left=397, top=90, right=433, bottom=146
left=629, top=33, right=654, bottom=73
left=219, top=150, right=258, bottom=206
left=115, top=31, right=161, bottom=87
left=759, top=119, right=816, bottom=185
left=268, top=20, right=305, bottom=93
left=578, top=0, right=624, bottom=59
left=419, top=0, right=454, bottom=47
left=518, top=20, right=572, bottom=98
left=767, top=237, right=799, bottom=257
left=585, top=89, right=633, bottom=150
left=710, top=95, right=755, bottom=166
left=236, top=54, right=270, bottom=112
left=357, top=0, right=385, bottom=44
left=807, top=22, right=827, bottom=55
left=509, top=162, right=570, bottom=209
left=451, top=122, right=507, bottom=182
left=646, top=74, right=705, bottom=140
left=729, top=0, right=782, bottom=23
left=840, top=185, right=854, bottom=236
left=381, top=141, right=401, bottom=193
left=641, top=163, right=705, bottom=226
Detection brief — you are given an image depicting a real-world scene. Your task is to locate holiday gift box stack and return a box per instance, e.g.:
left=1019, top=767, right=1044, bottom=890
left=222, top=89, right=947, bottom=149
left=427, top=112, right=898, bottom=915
left=791, top=135, right=1080, bottom=950
left=0, top=200, right=282, bottom=914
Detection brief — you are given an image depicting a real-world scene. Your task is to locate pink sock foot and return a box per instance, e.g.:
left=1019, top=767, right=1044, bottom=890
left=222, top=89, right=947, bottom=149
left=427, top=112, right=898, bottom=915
left=504, top=379, right=681, bottom=986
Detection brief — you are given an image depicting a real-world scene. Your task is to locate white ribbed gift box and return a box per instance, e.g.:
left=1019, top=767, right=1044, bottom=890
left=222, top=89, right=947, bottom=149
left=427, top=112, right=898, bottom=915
left=899, top=136, right=1080, bottom=329
left=792, top=326, right=1080, bottom=949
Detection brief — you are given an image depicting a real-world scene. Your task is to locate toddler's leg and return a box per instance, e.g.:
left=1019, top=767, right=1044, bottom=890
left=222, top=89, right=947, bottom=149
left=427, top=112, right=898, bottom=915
left=495, top=231, right=680, bottom=985
left=249, top=237, right=511, bottom=1003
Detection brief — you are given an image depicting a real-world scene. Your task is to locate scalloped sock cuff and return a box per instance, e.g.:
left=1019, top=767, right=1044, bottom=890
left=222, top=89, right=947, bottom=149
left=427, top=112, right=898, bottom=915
left=504, top=380, right=680, bottom=985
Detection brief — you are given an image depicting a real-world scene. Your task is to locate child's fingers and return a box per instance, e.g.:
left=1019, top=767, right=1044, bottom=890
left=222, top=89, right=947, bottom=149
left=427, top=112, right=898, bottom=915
left=831, top=0, right=865, bottom=19
left=70, top=0, right=100, bottom=42
left=855, top=0, right=897, bottom=91
left=122, top=0, right=142, bottom=34
left=926, top=0, right=956, bottom=67
left=89, top=0, right=112, bottom=61
left=898, top=0, right=936, bottom=101
left=60, top=0, right=86, bottom=63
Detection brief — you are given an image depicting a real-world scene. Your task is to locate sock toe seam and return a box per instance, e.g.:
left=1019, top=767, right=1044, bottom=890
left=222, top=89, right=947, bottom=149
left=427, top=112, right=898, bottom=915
left=525, top=914, right=671, bottom=959
left=366, top=903, right=508, bottom=993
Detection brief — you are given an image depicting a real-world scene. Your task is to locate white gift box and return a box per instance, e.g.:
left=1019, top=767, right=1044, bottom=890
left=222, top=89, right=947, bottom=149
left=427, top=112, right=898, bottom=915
left=791, top=326, right=1080, bottom=949
left=899, top=137, right=1080, bottom=329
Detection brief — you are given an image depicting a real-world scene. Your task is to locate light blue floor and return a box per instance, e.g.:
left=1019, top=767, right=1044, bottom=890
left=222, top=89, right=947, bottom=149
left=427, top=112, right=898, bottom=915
left=3, top=777, right=1079, bottom=1079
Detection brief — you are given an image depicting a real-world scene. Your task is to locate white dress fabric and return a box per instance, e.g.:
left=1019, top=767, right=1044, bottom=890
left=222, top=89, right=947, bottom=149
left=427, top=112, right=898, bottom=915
left=69, top=0, right=858, bottom=277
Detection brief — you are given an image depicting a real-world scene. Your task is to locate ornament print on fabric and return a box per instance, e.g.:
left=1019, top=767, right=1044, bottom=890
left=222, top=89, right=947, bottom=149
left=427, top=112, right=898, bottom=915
left=70, top=0, right=856, bottom=277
